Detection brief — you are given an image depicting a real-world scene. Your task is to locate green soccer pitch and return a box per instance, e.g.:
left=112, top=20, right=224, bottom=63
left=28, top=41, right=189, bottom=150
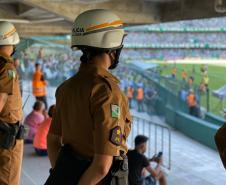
left=159, top=63, right=226, bottom=117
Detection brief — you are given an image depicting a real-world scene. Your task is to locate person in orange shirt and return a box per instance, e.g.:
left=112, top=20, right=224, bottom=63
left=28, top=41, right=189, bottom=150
left=181, top=69, right=187, bottom=81
left=186, top=90, right=198, bottom=117
left=33, top=105, right=55, bottom=156
left=127, top=85, right=134, bottom=109
left=32, top=63, right=48, bottom=109
left=136, top=86, right=144, bottom=112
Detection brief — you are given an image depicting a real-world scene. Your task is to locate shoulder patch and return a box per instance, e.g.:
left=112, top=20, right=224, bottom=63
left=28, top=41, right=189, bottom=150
left=8, top=69, right=17, bottom=79
left=110, top=126, right=122, bottom=146
left=111, top=104, right=120, bottom=118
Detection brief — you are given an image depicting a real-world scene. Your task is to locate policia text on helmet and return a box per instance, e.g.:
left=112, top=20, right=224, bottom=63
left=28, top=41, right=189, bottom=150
left=71, top=9, right=126, bottom=70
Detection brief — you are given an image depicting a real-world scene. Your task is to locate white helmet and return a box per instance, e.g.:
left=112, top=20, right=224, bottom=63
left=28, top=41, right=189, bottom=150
left=71, top=9, right=125, bottom=50
left=0, top=21, right=20, bottom=46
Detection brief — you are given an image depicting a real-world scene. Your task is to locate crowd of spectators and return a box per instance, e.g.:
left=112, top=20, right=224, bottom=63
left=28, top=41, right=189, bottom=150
left=112, top=65, right=158, bottom=113
left=17, top=46, right=214, bottom=119
left=128, top=17, right=226, bottom=31
left=124, top=32, right=226, bottom=46
left=19, top=48, right=81, bottom=85
left=122, top=17, right=226, bottom=60
left=17, top=48, right=158, bottom=113
left=121, top=49, right=226, bottom=60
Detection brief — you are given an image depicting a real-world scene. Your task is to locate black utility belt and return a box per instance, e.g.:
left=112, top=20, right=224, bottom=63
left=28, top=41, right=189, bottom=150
left=45, top=145, right=129, bottom=185
left=0, top=122, right=26, bottom=149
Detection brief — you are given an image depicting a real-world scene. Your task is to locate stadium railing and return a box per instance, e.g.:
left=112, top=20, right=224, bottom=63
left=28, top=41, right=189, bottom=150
left=128, top=115, right=172, bottom=170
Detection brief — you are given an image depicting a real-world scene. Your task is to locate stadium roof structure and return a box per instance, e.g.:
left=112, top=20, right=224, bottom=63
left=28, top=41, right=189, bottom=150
left=1, top=0, right=226, bottom=36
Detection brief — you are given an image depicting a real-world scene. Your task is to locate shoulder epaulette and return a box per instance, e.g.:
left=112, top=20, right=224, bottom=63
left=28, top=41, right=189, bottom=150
left=98, top=75, right=113, bottom=92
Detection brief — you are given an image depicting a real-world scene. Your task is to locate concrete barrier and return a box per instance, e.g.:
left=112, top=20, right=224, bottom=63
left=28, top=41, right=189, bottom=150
left=175, top=111, right=219, bottom=149
left=156, top=99, right=219, bottom=149
left=205, top=112, right=225, bottom=126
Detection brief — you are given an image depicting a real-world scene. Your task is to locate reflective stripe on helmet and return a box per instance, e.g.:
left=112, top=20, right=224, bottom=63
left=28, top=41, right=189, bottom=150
left=0, top=27, right=16, bottom=40
left=84, top=26, right=123, bottom=36
left=86, top=20, right=123, bottom=32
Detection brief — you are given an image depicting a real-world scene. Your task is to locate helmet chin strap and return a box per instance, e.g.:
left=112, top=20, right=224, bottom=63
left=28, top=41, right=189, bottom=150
left=10, top=46, right=16, bottom=57
left=108, top=46, right=123, bottom=70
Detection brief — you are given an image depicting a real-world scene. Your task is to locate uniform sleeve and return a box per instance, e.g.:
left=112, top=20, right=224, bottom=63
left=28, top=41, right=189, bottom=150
left=0, top=65, right=15, bottom=95
left=90, top=80, right=121, bottom=156
left=48, top=88, right=62, bottom=136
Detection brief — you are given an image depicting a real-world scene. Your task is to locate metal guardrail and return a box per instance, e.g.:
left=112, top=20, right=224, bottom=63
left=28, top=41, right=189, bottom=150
left=128, top=115, right=172, bottom=170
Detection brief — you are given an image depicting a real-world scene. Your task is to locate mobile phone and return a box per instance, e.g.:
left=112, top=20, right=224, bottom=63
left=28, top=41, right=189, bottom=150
left=157, top=152, right=163, bottom=158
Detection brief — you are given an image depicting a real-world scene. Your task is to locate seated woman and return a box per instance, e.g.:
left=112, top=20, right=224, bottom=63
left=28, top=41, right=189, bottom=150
left=24, top=101, right=45, bottom=144
left=33, top=105, right=55, bottom=156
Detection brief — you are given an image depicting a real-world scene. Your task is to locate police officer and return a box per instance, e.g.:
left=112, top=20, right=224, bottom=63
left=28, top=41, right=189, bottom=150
left=0, top=21, right=24, bottom=185
left=46, top=9, right=132, bottom=185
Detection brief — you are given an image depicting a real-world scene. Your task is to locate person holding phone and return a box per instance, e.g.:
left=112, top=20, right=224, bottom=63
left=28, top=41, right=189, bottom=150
left=127, top=135, right=167, bottom=185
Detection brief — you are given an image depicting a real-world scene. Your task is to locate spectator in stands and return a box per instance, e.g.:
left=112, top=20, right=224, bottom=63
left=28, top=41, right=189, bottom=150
left=36, top=48, right=44, bottom=68
left=187, top=76, right=194, bottom=89
left=127, top=85, right=134, bottom=109
left=203, top=74, right=209, bottom=88
left=200, top=64, right=206, bottom=74
left=127, top=135, right=167, bottom=185
left=179, top=87, right=188, bottom=101
left=136, top=86, right=144, bottom=112
left=186, top=89, right=199, bottom=117
left=24, top=101, right=45, bottom=144
left=144, top=86, right=157, bottom=114
left=199, top=81, right=206, bottom=94
left=171, top=67, right=176, bottom=78
left=181, top=69, right=187, bottom=81
left=33, top=105, right=56, bottom=156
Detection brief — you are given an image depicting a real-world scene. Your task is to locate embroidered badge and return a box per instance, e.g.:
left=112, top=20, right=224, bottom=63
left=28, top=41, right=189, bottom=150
left=8, top=70, right=16, bottom=79
left=111, top=104, right=120, bottom=118
left=110, top=126, right=122, bottom=146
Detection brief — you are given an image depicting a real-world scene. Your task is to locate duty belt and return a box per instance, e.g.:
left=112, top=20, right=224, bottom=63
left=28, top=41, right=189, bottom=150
left=0, top=121, right=25, bottom=149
